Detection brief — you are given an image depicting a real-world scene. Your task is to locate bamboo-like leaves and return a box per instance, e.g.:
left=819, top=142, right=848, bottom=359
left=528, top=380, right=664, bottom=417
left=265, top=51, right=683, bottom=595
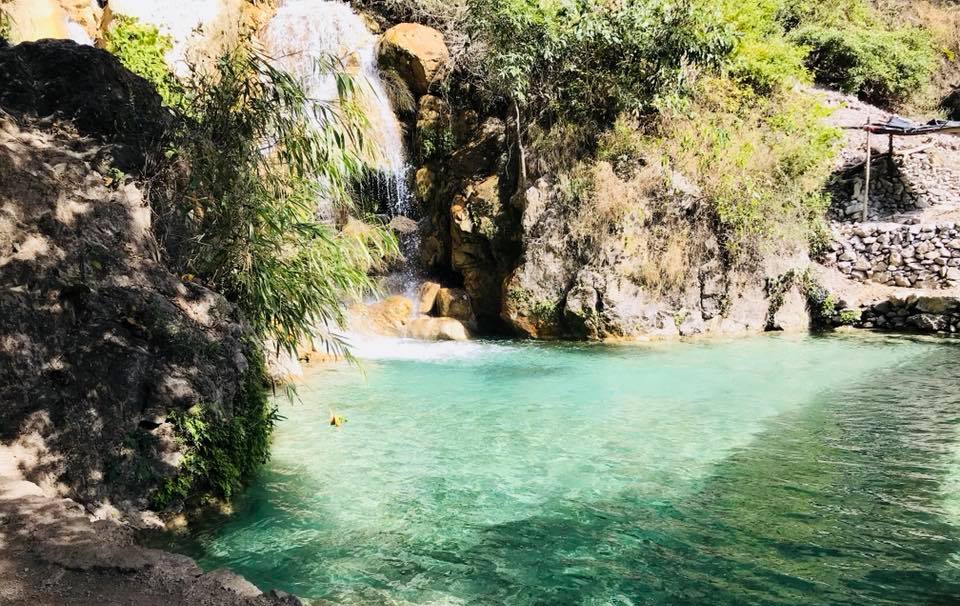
left=171, top=41, right=398, bottom=358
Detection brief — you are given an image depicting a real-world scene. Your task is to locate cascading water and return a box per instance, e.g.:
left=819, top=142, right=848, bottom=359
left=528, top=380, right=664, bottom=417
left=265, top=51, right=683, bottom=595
left=263, top=0, right=421, bottom=296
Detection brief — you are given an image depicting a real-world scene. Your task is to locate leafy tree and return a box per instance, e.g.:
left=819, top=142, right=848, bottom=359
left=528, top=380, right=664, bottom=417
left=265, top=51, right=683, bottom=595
left=467, top=0, right=734, bottom=124
left=791, top=23, right=934, bottom=108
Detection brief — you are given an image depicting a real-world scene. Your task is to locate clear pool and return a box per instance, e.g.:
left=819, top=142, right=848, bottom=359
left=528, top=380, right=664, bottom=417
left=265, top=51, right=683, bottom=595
left=165, top=333, right=960, bottom=605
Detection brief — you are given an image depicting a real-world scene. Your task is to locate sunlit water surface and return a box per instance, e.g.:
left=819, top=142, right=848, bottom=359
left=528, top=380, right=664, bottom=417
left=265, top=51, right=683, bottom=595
left=163, top=334, right=960, bottom=605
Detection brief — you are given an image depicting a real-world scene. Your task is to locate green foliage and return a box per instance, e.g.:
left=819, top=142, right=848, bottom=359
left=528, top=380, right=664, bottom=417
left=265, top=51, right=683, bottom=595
left=0, top=7, right=12, bottom=42
left=466, top=0, right=735, bottom=126
left=166, top=41, right=397, bottom=356
left=778, top=0, right=875, bottom=29
left=838, top=308, right=862, bottom=325
left=717, top=0, right=810, bottom=94
left=102, top=15, right=182, bottom=108
left=646, top=77, right=840, bottom=260
left=791, top=23, right=935, bottom=108
left=418, top=125, right=455, bottom=162
left=596, top=117, right=646, bottom=177
left=153, top=348, right=277, bottom=508
left=797, top=271, right=841, bottom=328
left=764, top=269, right=798, bottom=330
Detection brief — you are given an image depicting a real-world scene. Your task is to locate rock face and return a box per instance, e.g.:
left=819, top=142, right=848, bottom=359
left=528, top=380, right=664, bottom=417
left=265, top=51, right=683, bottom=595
left=408, top=87, right=808, bottom=340
left=0, top=40, right=167, bottom=165
left=0, top=41, right=254, bottom=510
left=492, top=173, right=809, bottom=340
left=378, top=23, right=451, bottom=95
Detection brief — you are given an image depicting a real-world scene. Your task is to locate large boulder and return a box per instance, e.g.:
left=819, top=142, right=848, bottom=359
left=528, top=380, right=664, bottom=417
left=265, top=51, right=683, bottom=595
left=378, top=23, right=450, bottom=95
left=3, top=0, right=70, bottom=42
left=348, top=296, right=414, bottom=337
left=417, top=281, right=441, bottom=314
left=436, top=288, right=476, bottom=327
left=405, top=317, right=469, bottom=341
left=0, top=114, right=254, bottom=509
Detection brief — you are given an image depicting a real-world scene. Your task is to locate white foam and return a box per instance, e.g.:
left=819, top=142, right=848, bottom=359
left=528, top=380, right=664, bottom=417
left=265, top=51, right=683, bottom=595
left=65, top=20, right=93, bottom=45
left=340, top=333, right=515, bottom=362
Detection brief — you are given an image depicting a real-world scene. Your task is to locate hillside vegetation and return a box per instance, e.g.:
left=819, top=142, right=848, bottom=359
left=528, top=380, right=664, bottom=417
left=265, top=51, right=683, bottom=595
left=361, top=0, right=951, bottom=264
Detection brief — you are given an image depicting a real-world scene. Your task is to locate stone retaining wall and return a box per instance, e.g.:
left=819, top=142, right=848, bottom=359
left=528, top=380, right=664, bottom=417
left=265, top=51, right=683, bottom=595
left=821, top=222, right=960, bottom=289
left=831, top=151, right=960, bottom=221
left=848, top=294, right=960, bottom=335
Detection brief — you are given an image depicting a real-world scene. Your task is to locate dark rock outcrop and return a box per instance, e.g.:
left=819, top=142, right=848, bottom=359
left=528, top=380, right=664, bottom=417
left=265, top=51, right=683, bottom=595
left=0, top=40, right=252, bottom=512
left=0, top=39, right=168, bottom=169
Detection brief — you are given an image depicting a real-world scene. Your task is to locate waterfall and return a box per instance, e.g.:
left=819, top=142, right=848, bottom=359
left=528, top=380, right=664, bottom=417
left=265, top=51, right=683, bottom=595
left=262, top=0, right=414, bottom=221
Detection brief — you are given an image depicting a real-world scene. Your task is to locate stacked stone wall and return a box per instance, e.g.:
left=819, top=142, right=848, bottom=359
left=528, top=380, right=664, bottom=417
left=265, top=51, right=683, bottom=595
left=821, top=222, right=960, bottom=288
left=853, top=295, right=960, bottom=335
left=831, top=152, right=960, bottom=221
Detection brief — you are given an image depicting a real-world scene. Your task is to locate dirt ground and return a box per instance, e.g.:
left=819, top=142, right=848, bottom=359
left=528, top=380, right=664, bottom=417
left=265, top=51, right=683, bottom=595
left=0, top=445, right=302, bottom=606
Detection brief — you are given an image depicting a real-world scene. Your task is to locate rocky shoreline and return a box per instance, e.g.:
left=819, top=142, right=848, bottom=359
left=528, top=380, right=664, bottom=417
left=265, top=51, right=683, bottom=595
left=0, top=447, right=301, bottom=606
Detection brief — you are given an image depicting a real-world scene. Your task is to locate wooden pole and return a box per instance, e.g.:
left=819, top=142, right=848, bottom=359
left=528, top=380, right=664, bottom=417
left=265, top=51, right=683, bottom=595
left=862, top=117, right=872, bottom=222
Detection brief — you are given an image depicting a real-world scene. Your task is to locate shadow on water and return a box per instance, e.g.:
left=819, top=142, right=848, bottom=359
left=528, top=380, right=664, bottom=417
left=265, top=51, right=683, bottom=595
left=159, top=339, right=960, bottom=605
left=450, top=348, right=960, bottom=606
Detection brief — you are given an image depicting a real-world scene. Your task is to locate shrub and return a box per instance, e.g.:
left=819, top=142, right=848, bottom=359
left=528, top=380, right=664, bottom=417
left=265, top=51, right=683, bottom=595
left=153, top=347, right=277, bottom=508
left=164, top=42, right=397, bottom=356
left=642, top=77, right=840, bottom=261
left=466, top=0, right=735, bottom=127
left=717, top=0, right=810, bottom=94
left=838, top=308, right=862, bottom=325
left=791, top=23, right=935, bottom=108
left=0, top=8, right=11, bottom=42
left=102, top=15, right=182, bottom=108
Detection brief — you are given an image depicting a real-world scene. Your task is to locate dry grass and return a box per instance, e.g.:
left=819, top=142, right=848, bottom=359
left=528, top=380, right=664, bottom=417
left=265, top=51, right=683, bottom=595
left=567, top=160, right=660, bottom=243
left=563, top=157, right=700, bottom=295
left=624, top=222, right=695, bottom=295
left=874, top=0, right=960, bottom=115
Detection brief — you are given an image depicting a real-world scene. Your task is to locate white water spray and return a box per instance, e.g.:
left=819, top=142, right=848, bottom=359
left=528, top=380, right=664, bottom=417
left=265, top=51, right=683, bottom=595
left=262, top=0, right=415, bottom=220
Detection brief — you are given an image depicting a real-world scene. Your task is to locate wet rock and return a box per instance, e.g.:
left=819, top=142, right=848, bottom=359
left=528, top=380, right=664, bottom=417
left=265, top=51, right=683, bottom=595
left=435, top=287, right=475, bottom=327
left=349, top=296, right=414, bottom=337
left=417, top=281, right=441, bottom=314
left=405, top=316, right=469, bottom=341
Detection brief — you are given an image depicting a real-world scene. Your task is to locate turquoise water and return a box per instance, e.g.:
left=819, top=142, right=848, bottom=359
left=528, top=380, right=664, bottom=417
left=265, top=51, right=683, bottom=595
left=167, top=334, right=960, bottom=605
